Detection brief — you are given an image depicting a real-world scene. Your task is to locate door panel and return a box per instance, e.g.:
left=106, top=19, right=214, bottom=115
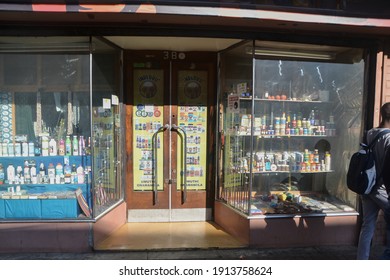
left=171, top=67, right=209, bottom=209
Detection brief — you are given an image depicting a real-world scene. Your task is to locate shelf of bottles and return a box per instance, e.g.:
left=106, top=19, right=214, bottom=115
left=229, top=97, right=336, bottom=138
left=0, top=134, right=92, bottom=205
left=231, top=149, right=332, bottom=174
left=227, top=95, right=334, bottom=174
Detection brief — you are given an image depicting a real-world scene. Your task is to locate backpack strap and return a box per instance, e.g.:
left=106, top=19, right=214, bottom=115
left=368, top=129, right=390, bottom=183
left=367, top=129, right=390, bottom=149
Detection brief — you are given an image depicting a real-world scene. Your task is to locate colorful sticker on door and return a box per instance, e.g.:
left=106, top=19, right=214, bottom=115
left=133, top=69, right=164, bottom=191
left=177, top=71, right=207, bottom=191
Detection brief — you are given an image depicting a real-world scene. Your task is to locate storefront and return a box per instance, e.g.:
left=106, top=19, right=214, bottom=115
left=0, top=1, right=390, bottom=252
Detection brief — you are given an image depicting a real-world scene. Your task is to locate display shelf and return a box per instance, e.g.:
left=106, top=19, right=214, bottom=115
left=0, top=155, right=92, bottom=219
left=0, top=183, right=89, bottom=193
left=239, top=97, right=332, bottom=104
left=239, top=170, right=334, bottom=174
left=231, top=133, right=335, bottom=137
left=0, top=155, right=90, bottom=163
left=250, top=192, right=356, bottom=216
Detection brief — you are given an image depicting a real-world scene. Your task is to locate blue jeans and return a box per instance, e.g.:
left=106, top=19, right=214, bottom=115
left=357, top=185, right=390, bottom=260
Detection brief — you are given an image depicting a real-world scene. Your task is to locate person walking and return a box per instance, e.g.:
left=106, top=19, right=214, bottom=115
left=357, top=102, right=390, bottom=260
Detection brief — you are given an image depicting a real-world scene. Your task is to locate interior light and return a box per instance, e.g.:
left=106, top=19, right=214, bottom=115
left=247, top=47, right=336, bottom=60
left=0, top=43, right=92, bottom=53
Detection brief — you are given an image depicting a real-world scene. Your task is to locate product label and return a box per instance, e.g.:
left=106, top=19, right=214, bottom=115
left=133, top=69, right=164, bottom=191
left=176, top=70, right=208, bottom=191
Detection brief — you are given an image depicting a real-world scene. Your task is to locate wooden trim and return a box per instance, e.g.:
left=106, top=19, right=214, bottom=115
left=374, top=50, right=384, bottom=127
left=377, top=42, right=390, bottom=126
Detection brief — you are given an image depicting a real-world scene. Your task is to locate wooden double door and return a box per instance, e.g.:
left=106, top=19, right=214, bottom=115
left=125, top=51, right=217, bottom=222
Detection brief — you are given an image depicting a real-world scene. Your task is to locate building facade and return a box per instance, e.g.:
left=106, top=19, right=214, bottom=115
left=0, top=0, right=389, bottom=252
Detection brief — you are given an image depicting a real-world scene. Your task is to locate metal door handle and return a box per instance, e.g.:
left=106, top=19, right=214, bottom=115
left=152, top=124, right=170, bottom=205
left=171, top=124, right=187, bottom=204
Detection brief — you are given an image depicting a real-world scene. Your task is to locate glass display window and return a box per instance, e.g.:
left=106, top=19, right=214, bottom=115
left=0, top=37, right=123, bottom=220
left=218, top=40, right=364, bottom=217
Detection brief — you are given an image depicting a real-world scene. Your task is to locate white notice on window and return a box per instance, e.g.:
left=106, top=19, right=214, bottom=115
left=112, top=95, right=119, bottom=105
left=227, top=94, right=240, bottom=113
left=103, top=98, right=111, bottom=109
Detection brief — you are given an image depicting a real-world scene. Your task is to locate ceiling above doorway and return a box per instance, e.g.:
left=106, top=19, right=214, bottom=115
left=104, top=36, right=241, bottom=52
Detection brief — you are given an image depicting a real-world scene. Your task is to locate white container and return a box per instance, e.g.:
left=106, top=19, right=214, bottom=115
left=14, top=142, right=21, bottom=156
left=47, top=163, right=55, bottom=184
left=28, top=142, right=35, bottom=157
left=22, top=142, right=29, bottom=157
left=325, top=152, right=331, bottom=171
left=77, top=165, right=85, bottom=184
left=49, top=138, right=57, bottom=156
left=7, top=164, right=15, bottom=184
left=41, top=136, right=49, bottom=156
left=7, top=142, right=14, bottom=157
left=2, top=143, right=7, bottom=156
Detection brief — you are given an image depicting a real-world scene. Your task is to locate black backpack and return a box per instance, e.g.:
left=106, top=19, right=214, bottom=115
left=346, top=129, right=390, bottom=195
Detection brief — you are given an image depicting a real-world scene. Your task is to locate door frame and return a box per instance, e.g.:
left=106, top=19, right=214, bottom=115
left=123, top=50, right=218, bottom=221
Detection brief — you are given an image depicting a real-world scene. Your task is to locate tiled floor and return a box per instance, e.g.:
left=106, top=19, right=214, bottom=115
left=95, top=221, right=246, bottom=250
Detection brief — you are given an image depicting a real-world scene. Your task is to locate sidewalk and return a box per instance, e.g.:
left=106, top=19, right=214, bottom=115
left=0, top=245, right=385, bottom=260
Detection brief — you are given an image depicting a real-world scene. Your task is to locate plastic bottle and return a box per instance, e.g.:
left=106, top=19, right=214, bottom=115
left=58, top=138, right=65, bottom=156
left=64, top=162, right=72, bottom=184
left=15, top=165, right=22, bottom=184
left=65, top=136, right=72, bottom=156
left=72, top=136, right=79, bottom=156
left=77, top=165, right=84, bottom=184
left=0, top=163, right=4, bottom=184
left=78, top=136, right=85, bottom=156
left=34, top=138, right=41, bottom=156
left=23, top=160, right=31, bottom=184
left=30, top=163, right=37, bottom=184
left=14, top=142, right=21, bottom=156
left=28, top=142, right=35, bottom=157
left=7, top=164, right=15, bottom=184
left=309, top=109, right=315, bottom=126
left=2, top=143, right=8, bottom=157
left=49, top=138, right=57, bottom=156
left=297, top=112, right=302, bottom=128
left=22, top=142, right=29, bottom=157
left=39, top=162, right=45, bottom=183
left=314, top=149, right=320, bottom=163
left=325, top=151, right=331, bottom=171
left=304, top=149, right=309, bottom=163
left=47, top=163, right=55, bottom=184
left=8, top=142, right=14, bottom=157
left=292, top=114, right=297, bottom=128
left=55, top=162, right=63, bottom=176
left=71, top=164, right=77, bottom=183
left=41, top=136, right=49, bottom=156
